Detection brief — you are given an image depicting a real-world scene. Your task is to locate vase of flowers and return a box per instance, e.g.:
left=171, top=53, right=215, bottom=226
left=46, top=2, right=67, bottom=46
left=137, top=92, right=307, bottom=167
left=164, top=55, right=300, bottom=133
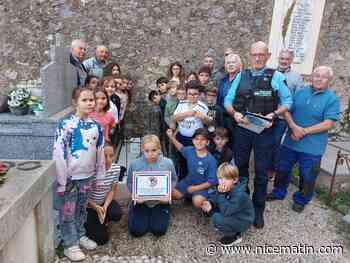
left=7, top=88, right=31, bottom=116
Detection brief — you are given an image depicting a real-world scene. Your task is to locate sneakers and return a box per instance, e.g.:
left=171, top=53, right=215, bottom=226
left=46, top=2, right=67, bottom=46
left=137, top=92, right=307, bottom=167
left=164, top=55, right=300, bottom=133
left=79, top=236, right=97, bottom=250
left=219, top=233, right=242, bottom=246
left=292, top=203, right=305, bottom=213
left=64, top=245, right=86, bottom=262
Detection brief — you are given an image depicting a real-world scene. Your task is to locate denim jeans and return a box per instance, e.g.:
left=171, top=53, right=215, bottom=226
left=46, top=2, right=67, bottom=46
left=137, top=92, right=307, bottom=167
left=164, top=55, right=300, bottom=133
left=271, top=146, right=322, bottom=205
left=271, top=119, right=287, bottom=171
left=234, top=126, right=274, bottom=210
left=53, top=177, right=92, bottom=248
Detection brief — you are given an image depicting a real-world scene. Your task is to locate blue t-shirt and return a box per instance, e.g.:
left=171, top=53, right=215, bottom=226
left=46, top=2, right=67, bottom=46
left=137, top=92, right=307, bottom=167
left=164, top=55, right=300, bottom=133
left=180, top=146, right=218, bottom=185
left=283, top=86, right=340, bottom=156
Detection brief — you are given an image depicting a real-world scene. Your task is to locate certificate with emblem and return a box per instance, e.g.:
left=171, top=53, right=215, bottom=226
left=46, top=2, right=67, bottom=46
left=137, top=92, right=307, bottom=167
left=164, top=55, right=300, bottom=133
left=132, top=171, right=171, bottom=202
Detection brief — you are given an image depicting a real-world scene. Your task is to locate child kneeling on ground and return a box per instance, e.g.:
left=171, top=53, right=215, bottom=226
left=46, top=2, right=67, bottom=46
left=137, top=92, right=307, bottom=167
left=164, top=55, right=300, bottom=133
left=85, top=143, right=124, bottom=245
left=167, top=128, right=217, bottom=209
left=127, top=135, right=177, bottom=237
left=201, top=163, right=255, bottom=245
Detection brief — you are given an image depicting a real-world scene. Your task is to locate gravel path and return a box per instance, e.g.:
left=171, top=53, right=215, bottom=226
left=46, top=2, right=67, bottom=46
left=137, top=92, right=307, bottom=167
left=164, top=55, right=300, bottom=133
left=56, top=183, right=350, bottom=263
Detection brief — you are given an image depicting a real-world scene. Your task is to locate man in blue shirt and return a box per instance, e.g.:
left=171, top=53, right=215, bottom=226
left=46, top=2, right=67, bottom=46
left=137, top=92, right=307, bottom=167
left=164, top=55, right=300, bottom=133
left=267, top=66, right=340, bottom=212
left=224, top=41, right=292, bottom=229
left=269, top=49, right=305, bottom=178
left=83, top=45, right=109, bottom=79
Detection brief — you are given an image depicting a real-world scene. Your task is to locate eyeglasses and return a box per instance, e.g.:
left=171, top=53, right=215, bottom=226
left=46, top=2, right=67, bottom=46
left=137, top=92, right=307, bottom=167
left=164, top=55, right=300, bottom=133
left=188, top=93, right=199, bottom=96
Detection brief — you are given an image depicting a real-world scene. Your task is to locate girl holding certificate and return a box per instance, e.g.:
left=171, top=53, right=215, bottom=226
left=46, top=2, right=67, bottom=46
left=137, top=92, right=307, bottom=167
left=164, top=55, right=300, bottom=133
left=127, top=135, right=177, bottom=237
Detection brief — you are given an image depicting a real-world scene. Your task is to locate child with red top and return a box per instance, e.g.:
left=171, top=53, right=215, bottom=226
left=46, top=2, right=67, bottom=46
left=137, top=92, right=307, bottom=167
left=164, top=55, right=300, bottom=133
left=89, top=88, right=116, bottom=143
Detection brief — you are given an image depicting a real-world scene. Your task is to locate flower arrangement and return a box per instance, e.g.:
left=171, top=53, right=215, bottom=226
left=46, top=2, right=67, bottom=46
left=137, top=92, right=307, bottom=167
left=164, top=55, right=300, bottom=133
left=7, top=88, right=31, bottom=108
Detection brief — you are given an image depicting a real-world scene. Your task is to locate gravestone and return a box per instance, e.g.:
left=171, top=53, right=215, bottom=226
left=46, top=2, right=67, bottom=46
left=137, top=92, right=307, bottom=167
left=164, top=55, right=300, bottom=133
left=0, top=34, right=76, bottom=160
left=267, top=0, right=326, bottom=74
left=41, top=34, right=77, bottom=117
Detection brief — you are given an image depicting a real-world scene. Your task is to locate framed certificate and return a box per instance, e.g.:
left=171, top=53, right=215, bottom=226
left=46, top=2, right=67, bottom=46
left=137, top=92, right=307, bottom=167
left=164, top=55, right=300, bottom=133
left=132, top=171, right=171, bottom=202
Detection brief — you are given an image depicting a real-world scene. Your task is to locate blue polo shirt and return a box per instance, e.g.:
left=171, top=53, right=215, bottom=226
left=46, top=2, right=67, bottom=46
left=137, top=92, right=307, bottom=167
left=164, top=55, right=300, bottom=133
left=224, top=68, right=292, bottom=110
left=283, top=86, right=340, bottom=156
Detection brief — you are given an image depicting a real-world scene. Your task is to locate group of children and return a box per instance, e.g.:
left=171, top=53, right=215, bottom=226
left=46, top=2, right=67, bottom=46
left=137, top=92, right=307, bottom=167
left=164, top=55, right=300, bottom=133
left=84, top=65, right=134, bottom=145
left=53, top=61, right=255, bottom=262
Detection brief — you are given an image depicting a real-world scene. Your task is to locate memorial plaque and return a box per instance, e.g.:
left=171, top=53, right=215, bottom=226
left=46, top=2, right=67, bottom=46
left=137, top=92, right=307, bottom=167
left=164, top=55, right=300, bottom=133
left=268, top=0, right=326, bottom=74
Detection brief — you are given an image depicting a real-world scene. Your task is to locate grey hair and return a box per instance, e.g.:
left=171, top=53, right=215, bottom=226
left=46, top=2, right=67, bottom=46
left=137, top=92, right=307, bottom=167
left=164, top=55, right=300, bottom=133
left=314, top=66, right=334, bottom=80
left=96, top=45, right=108, bottom=51
left=71, top=39, right=86, bottom=51
left=225, top=53, right=242, bottom=66
left=279, top=48, right=294, bottom=58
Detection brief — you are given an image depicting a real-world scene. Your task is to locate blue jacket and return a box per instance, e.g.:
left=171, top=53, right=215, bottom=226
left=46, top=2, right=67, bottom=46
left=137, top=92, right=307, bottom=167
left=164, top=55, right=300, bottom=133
left=208, top=182, right=255, bottom=223
left=217, top=73, right=235, bottom=109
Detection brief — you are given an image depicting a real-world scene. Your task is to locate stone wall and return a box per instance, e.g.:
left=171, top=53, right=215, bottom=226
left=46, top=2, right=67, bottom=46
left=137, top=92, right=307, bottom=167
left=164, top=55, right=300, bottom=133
left=1, top=0, right=350, bottom=133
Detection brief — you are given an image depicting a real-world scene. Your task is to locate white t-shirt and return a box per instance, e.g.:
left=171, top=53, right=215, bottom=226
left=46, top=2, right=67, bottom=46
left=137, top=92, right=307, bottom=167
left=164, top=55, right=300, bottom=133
left=174, top=100, right=208, bottom=137
left=109, top=100, right=119, bottom=123
left=116, top=91, right=128, bottom=121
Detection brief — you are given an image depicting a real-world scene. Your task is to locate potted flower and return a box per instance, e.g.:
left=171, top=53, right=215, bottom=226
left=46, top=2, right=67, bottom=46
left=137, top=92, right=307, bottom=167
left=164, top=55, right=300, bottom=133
left=7, top=88, right=31, bottom=115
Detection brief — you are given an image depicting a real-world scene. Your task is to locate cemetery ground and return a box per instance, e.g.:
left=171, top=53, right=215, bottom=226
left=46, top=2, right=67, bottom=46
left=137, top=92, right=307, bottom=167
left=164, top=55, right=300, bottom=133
left=56, top=181, right=350, bottom=263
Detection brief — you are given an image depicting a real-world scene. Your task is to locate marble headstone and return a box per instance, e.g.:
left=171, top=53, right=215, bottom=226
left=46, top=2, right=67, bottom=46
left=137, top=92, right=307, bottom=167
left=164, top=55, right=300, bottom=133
left=0, top=34, right=75, bottom=160
left=41, top=34, right=77, bottom=117
left=267, top=0, right=326, bottom=74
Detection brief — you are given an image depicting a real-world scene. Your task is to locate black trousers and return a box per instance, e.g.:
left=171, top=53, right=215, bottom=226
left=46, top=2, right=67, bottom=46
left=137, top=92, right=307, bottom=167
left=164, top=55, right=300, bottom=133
left=85, top=200, right=122, bottom=245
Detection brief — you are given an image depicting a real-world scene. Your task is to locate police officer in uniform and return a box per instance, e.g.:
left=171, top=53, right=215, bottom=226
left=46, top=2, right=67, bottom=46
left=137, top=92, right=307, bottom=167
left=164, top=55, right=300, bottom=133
left=224, top=41, right=292, bottom=228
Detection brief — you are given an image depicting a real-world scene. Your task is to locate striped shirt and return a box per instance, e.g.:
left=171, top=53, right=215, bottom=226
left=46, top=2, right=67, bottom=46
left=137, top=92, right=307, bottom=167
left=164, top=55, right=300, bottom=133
left=90, top=163, right=121, bottom=205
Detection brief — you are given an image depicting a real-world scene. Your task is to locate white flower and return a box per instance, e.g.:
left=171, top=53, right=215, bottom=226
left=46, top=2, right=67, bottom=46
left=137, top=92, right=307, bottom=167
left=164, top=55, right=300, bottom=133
left=8, top=100, right=21, bottom=107
left=17, top=88, right=24, bottom=94
left=16, top=94, right=23, bottom=101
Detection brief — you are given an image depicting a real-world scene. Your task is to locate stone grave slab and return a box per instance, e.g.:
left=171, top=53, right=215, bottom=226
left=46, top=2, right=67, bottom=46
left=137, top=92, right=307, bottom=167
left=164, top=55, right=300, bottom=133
left=0, top=34, right=75, bottom=160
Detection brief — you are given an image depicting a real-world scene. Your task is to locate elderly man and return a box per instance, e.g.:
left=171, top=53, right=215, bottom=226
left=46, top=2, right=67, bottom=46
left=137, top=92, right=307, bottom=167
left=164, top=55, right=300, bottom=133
left=224, top=41, right=292, bottom=228
left=70, top=39, right=88, bottom=87
left=217, top=52, right=240, bottom=108
left=268, top=49, right=305, bottom=178
left=83, top=45, right=109, bottom=79
left=267, top=66, right=340, bottom=213
left=216, top=53, right=242, bottom=149
left=277, top=49, right=304, bottom=94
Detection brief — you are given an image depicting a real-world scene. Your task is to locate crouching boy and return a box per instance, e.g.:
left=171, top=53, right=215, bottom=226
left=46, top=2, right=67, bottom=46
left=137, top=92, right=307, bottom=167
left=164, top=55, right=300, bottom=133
left=201, top=163, right=255, bottom=245
left=167, top=128, right=217, bottom=208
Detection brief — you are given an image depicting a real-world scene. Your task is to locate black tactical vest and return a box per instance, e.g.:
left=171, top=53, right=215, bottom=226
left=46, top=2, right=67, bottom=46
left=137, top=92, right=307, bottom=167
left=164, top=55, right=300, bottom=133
left=233, top=68, right=279, bottom=115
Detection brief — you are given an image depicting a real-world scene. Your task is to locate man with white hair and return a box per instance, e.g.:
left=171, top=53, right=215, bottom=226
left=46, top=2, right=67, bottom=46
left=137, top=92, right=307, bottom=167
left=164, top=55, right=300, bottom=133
left=70, top=39, right=88, bottom=87
left=216, top=53, right=242, bottom=149
left=224, top=41, right=292, bottom=229
left=83, top=45, right=109, bottom=79
left=277, top=49, right=304, bottom=94
left=267, top=66, right=340, bottom=213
